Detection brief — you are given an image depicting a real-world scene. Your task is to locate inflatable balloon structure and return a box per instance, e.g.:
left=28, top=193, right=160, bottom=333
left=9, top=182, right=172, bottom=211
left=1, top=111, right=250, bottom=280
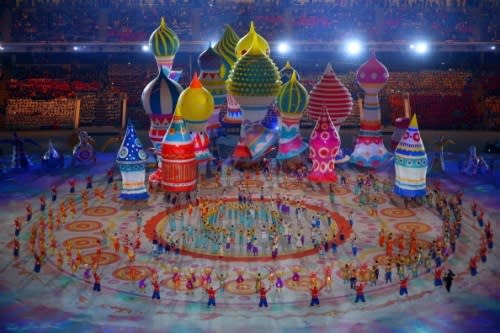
left=72, top=131, right=96, bottom=166
left=161, top=112, right=197, bottom=193
left=394, top=114, right=427, bottom=198
left=142, top=17, right=183, bottom=186
left=308, top=109, right=340, bottom=183
left=116, top=120, right=149, bottom=200
left=149, top=17, right=180, bottom=76
left=176, top=73, right=215, bottom=162
left=226, top=32, right=281, bottom=161
left=41, top=140, right=64, bottom=169
left=279, top=61, right=299, bottom=84
left=235, top=21, right=270, bottom=59
left=198, top=43, right=225, bottom=137
left=429, top=136, right=455, bottom=173
left=306, top=63, right=352, bottom=163
left=351, top=50, right=391, bottom=168
left=276, top=71, right=308, bottom=161
left=0, top=132, right=40, bottom=170
left=461, top=146, right=489, bottom=176
left=214, top=25, right=242, bottom=130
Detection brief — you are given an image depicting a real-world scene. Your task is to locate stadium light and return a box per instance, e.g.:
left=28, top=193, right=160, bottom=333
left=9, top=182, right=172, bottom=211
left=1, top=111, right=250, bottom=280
left=142, top=44, right=150, bottom=52
left=345, top=40, right=363, bottom=56
left=73, top=46, right=80, bottom=51
left=0, top=45, right=4, bottom=51
left=410, top=41, right=429, bottom=54
left=490, top=46, right=496, bottom=51
left=277, top=42, right=290, bottom=54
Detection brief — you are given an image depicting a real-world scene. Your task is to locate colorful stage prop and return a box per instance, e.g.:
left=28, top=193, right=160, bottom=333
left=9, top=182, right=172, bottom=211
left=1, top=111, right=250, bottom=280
left=461, top=146, right=490, bottom=176
left=161, top=113, right=197, bottom=193
left=308, top=109, right=340, bottom=183
left=276, top=71, right=309, bottom=160
left=429, top=136, right=455, bottom=173
left=177, top=73, right=215, bottom=162
left=116, top=121, right=149, bottom=200
left=142, top=18, right=183, bottom=186
left=72, top=131, right=96, bottom=166
left=350, top=51, right=391, bottom=168
left=306, top=63, right=352, bottom=163
left=198, top=43, right=225, bottom=137
left=0, top=132, right=40, bottom=170
left=394, top=114, right=427, bottom=198
left=226, top=33, right=281, bottom=160
left=279, top=61, right=299, bottom=84
left=41, top=140, right=64, bottom=169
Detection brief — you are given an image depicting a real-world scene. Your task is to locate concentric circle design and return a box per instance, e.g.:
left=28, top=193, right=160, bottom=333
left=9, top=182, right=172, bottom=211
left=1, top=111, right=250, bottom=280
left=160, top=277, right=200, bottom=291
left=278, top=182, right=304, bottom=190
left=63, top=236, right=100, bottom=249
left=233, top=180, right=264, bottom=188
left=112, top=265, right=155, bottom=282
left=395, top=222, right=432, bottom=233
left=65, top=220, right=102, bottom=232
left=83, top=206, right=118, bottom=217
left=225, top=279, right=256, bottom=295
left=200, top=181, right=221, bottom=189
left=82, top=252, right=120, bottom=266
left=353, top=195, right=386, bottom=204
left=380, top=207, right=415, bottom=218
left=334, top=187, right=350, bottom=196
left=285, top=277, right=324, bottom=292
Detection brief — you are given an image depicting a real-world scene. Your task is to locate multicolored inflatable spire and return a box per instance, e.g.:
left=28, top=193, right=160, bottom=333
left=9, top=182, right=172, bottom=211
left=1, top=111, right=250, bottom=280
left=226, top=34, right=281, bottom=160
left=198, top=43, right=225, bottom=136
left=276, top=71, right=308, bottom=160
left=149, top=17, right=180, bottom=74
left=235, top=21, right=270, bottom=59
left=308, top=110, right=340, bottom=183
left=141, top=69, right=183, bottom=185
left=177, top=73, right=215, bottom=162
left=279, top=60, right=300, bottom=84
left=394, top=114, right=427, bottom=198
left=350, top=50, right=391, bottom=168
left=307, top=63, right=352, bottom=163
left=214, top=25, right=242, bottom=130
left=116, top=120, right=149, bottom=200
left=161, top=113, right=197, bottom=193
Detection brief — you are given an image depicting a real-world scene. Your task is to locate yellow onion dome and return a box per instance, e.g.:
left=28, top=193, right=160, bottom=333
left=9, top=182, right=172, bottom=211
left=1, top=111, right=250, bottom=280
left=177, top=73, right=214, bottom=132
left=149, top=17, right=180, bottom=58
left=235, top=21, right=270, bottom=59
left=277, top=71, right=308, bottom=118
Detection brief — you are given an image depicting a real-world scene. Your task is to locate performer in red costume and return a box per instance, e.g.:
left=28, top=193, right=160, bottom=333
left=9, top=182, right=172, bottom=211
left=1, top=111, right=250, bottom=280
left=469, top=256, right=478, bottom=276
left=309, top=283, right=325, bottom=307
left=434, top=267, right=443, bottom=286
left=151, top=278, right=160, bottom=300
left=51, top=185, right=57, bottom=202
left=399, top=276, right=409, bottom=296
left=258, top=285, right=272, bottom=308
left=25, top=203, right=32, bottom=222
left=13, top=238, right=20, bottom=257
left=93, top=270, right=102, bottom=292
left=355, top=283, right=366, bottom=303
left=14, top=217, right=21, bottom=237
left=39, top=195, right=46, bottom=212
left=68, top=179, right=76, bottom=193
left=206, top=286, right=219, bottom=307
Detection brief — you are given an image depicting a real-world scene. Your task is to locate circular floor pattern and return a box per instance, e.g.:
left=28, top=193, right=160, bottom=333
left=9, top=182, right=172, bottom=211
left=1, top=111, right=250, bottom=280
left=160, top=277, right=201, bottom=291
left=225, top=279, right=257, bottom=295
left=333, top=187, right=350, bottom=196
left=83, top=206, right=118, bottom=217
left=200, top=181, right=221, bottom=189
left=82, top=251, right=120, bottom=266
left=395, top=222, right=432, bottom=234
left=112, top=265, right=155, bottom=282
left=62, top=236, right=101, bottom=250
left=353, top=195, right=387, bottom=204
left=234, top=179, right=264, bottom=189
left=380, top=207, right=416, bottom=218
left=285, top=277, right=324, bottom=292
left=65, top=220, right=103, bottom=232
left=278, top=182, right=305, bottom=191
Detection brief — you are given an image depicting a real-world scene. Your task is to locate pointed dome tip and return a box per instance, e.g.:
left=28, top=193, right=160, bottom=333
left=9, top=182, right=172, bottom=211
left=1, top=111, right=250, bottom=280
left=190, top=72, right=202, bottom=88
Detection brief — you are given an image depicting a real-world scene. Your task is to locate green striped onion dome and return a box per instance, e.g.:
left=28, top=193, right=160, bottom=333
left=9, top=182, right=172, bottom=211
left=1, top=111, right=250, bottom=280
left=149, top=17, right=180, bottom=57
left=226, top=42, right=281, bottom=97
left=277, top=71, right=308, bottom=115
left=214, top=25, right=239, bottom=80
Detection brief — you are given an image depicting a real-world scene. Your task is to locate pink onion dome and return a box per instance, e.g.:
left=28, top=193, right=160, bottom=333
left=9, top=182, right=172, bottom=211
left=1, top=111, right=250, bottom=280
left=356, top=50, right=389, bottom=91
left=307, top=63, right=353, bottom=124
left=308, top=113, right=340, bottom=183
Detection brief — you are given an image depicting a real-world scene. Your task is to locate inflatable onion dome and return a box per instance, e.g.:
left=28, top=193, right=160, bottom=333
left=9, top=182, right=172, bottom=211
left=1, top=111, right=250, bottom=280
left=162, top=113, right=192, bottom=145
left=356, top=49, right=389, bottom=90
left=307, top=63, right=353, bottom=124
left=235, top=21, right=270, bottom=59
left=197, top=43, right=222, bottom=72
left=214, top=25, right=239, bottom=80
left=277, top=71, right=308, bottom=117
left=279, top=60, right=300, bottom=84
left=142, top=70, right=183, bottom=116
left=149, top=17, right=180, bottom=58
left=177, top=73, right=215, bottom=131
left=226, top=38, right=281, bottom=99
left=117, top=121, right=148, bottom=164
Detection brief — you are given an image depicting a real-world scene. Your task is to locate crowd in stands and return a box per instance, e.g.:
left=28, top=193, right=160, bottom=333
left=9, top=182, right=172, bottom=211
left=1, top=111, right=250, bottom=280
left=6, top=98, right=77, bottom=129
left=3, top=0, right=499, bottom=43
